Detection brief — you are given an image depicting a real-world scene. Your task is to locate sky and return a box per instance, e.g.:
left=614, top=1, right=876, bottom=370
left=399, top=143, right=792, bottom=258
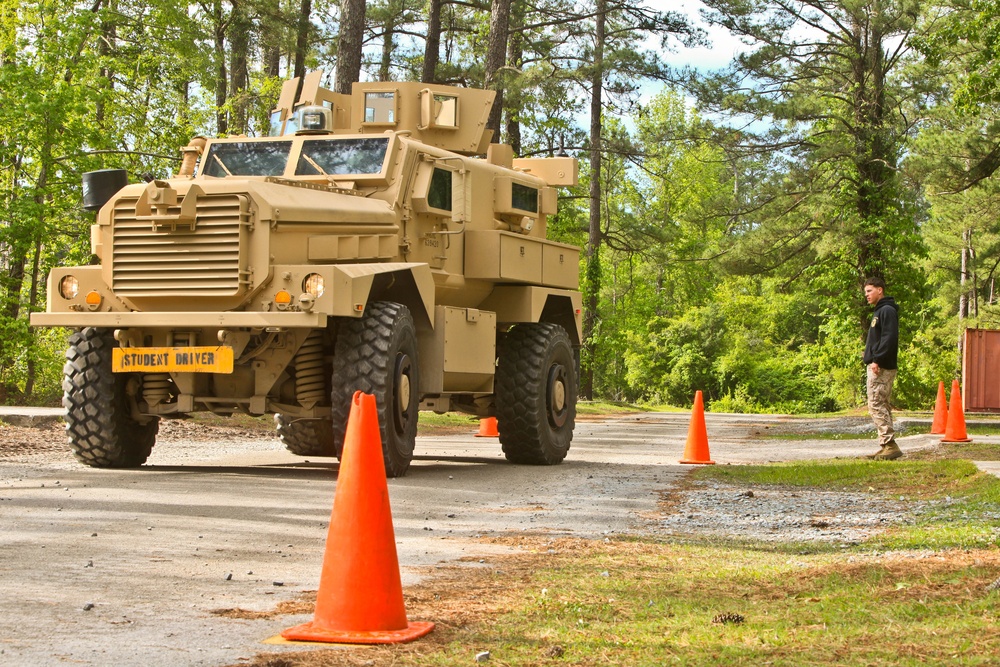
left=649, top=0, right=746, bottom=71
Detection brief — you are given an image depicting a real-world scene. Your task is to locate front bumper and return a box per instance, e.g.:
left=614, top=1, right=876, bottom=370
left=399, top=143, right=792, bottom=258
left=30, top=311, right=328, bottom=328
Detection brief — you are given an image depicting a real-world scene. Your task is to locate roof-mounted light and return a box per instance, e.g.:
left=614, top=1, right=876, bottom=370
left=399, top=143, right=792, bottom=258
left=296, top=106, right=333, bottom=134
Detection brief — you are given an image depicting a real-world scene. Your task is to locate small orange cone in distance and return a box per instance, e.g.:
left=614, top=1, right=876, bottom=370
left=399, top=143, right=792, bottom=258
left=930, top=381, right=948, bottom=435
left=680, top=390, right=715, bottom=465
left=475, top=416, right=499, bottom=437
left=281, top=391, right=434, bottom=644
left=941, top=379, right=973, bottom=444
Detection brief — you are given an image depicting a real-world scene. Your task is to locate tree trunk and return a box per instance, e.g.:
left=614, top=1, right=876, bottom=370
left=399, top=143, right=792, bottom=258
left=504, top=0, right=525, bottom=155
left=24, top=239, right=42, bottom=398
left=212, top=0, right=228, bottom=135
left=228, top=0, right=251, bottom=134
left=335, top=0, right=365, bottom=93
left=960, top=228, right=969, bottom=320
left=849, top=9, right=898, bottom=335
left=260, top=2, right=283, bottom=77
left=422, top=0, right=442, bottom=82
left=265, top=46, right=281, bottom=78
left=96, top=3, right=116, bottom=127
left=379, top=0, right=398, bottom=82
left=484, top=0, right=512, bottom=138
left=582, top=0, right=606, bottom=400
left=294, top=0, right=312, bottom=79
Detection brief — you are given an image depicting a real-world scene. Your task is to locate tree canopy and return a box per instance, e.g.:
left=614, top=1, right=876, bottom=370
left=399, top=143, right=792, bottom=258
left=0, top=0, right=991, bottom=411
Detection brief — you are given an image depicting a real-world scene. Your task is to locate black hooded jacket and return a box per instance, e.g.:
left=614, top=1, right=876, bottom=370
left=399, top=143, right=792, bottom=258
left=863, top=296, right=898, bottom=370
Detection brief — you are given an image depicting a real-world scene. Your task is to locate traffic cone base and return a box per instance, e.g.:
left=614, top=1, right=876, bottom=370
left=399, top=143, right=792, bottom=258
left=475, top=416, right=499, bottom=437
left=680, top=390, right=715, bottom=465
left=281, top=620, right=435, bottom=645
left=930, top=381, right=948, bottom=435
left=941, top=379, right=973, bottom=444
left=281, top=391, right=433, bottom=645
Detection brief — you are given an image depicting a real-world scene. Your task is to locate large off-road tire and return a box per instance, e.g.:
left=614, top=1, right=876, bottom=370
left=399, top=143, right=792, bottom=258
left=330, top=302, right=420, bottom=478
left=62, top=328, right=159, bottom=468
left=496, top=323, right=577, bottom=465
left=275, top=415, right=337, bottom=457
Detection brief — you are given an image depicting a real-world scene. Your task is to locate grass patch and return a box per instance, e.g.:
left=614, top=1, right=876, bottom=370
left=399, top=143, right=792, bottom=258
left=231, top=537, right=1000, bottom=667
left=577, top=400, right=656, bottom=415
left=690, top=458, right=987, bottom=499
left=754, top=431, right=872, bottom=441
left=909, top=440, right=1000, bottom=461
left=965, top=423, right=1000, bottom=436
left=417, top=411, right=481, bottom=435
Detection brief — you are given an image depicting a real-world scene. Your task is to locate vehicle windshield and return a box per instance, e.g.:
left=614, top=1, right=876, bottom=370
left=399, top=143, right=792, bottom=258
left=202, top=141, right=293, bottom=177
left=295, top=137, right=390, bottom=176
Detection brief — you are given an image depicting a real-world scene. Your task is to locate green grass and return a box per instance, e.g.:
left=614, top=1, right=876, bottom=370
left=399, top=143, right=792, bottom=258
left=418, top=460, right=1000, bottom=666
left=965, top=423, right=1000, bottom=436
left=419, top=542, right=1000, bottom=666
left=577, top=400, right=680, bottom=414
left=754, top=431, right=873, bottom=441
left=416, top=411, right=480, bottom=429
left=238, top=456, right=1000, bottom=667
left=910, top=439, right=1000, bottom=461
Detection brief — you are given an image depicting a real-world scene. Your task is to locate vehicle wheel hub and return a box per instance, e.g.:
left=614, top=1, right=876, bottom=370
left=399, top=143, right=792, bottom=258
left=547, top=364, right=569, bottom=428
left=393, top=353, right=412, bottom=434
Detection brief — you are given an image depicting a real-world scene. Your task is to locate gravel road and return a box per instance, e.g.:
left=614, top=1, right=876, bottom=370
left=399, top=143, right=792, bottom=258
left=0, top=411, right=961, bottom=665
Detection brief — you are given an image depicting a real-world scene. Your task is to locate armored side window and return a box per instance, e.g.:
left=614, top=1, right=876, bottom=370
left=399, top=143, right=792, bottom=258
left=268, top=110, right=284, bottom=136
left=201, top=141, right=293, bottom=177
left=511, top=182, right=539, bottom=214
left=428, top=168, right=452, bottom=211
left=364, top=92, right=396, bottom=124
left=434, top=95, right=458, bottom=127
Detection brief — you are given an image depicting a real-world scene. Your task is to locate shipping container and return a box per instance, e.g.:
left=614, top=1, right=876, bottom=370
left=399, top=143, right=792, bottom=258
left=963, top=328, right=1000, bottom=413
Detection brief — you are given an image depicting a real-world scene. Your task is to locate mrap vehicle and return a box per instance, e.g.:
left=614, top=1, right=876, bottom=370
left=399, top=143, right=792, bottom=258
left=31, top=71, right=582, bottom=477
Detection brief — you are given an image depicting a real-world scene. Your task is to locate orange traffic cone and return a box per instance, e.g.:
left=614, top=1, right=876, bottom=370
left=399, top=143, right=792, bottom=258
left=930, top=381, right=948, bottom=435
left=475, top=416, right=499, bottom=437
left=281, top=392, right=434, bottom=644
left=679, top=390, right=715, bottom=465
left=940, top=379, right=973, bottom=444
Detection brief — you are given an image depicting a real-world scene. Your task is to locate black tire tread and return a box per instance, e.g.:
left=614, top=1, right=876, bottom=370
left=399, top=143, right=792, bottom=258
left=275, top=414, right=337, bottom=457
left=330, top=302, right=419, bottom=477
left=496, top=323, right=576, bottom=465
left=62, top=328, right=159, bottom=468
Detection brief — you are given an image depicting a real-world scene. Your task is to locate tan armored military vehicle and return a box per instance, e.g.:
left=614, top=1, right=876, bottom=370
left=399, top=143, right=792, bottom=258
left=31, top=72, right=582, bottom=477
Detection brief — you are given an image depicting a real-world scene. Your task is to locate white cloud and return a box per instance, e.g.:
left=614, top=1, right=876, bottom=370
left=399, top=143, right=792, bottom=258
left=643, top=0, right=746, bottom=71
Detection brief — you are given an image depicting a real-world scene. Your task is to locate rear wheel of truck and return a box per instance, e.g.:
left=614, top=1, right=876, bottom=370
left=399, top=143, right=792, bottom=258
left=496, top=323, right=577, bottom=465
left=330, top=301, right=419, bottom=478
left=275, top=415, right=338, bottom=457
left=62, top=327, right=159, bottom=467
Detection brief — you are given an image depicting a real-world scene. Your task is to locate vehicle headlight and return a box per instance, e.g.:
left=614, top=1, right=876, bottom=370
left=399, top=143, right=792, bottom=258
left=59, top=275, right=80, bottom=300
left=303, top=273, right=325, bottom=297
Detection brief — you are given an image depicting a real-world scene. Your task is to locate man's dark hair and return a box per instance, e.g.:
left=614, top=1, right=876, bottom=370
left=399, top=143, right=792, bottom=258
left=864, top=276, right=886, bottom=290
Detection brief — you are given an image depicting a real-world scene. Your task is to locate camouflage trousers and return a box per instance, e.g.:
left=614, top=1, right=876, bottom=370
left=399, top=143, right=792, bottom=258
left=867, top=365, right=897, bottom=446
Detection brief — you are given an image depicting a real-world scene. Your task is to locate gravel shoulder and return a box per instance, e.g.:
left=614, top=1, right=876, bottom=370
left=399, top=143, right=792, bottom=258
left=0, top=411, right=980, bottom=666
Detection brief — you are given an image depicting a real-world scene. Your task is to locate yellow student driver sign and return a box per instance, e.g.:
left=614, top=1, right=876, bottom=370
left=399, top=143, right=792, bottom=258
left=112, top=347, right=235, bottom=374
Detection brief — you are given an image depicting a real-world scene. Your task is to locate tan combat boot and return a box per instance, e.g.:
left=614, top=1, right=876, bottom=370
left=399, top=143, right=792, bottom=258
left=872, top=440, right=903, bottom=461
left=864, top=445, right=887, bottom=460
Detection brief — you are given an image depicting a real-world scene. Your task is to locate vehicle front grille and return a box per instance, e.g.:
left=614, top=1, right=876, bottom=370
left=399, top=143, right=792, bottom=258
left=111, top=195, right=250, bottom=297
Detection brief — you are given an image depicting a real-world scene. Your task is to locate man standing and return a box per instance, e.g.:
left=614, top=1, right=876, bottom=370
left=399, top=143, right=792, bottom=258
left=863, top=277, right=901, bottom=460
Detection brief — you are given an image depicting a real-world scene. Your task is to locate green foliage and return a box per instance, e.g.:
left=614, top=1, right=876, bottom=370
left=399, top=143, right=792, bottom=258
left=0, top=0, right=986, bottom=414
